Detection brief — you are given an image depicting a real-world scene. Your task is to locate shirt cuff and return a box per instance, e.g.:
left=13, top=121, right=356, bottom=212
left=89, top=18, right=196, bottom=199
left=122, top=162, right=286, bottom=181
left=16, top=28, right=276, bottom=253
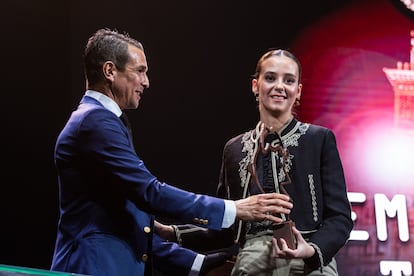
left=221, top=200, right=236, bottom=228
left=188, top=254, right=205, bottom=276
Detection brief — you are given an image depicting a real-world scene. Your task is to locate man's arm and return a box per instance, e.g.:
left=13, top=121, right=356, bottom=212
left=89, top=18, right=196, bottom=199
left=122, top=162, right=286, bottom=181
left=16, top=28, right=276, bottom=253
left=152, top=233, right=234, bottom=276
left=155, top=221, right=235, bottom=253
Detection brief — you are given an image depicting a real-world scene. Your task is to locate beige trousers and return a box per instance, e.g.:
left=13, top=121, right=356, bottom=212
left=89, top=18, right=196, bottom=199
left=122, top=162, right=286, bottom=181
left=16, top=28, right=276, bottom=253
left=231, top=235, right=338, bottom=276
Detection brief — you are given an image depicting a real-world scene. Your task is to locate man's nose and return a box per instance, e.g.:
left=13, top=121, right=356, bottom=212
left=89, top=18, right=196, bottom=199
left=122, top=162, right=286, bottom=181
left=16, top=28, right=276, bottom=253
left=142, top=74, right=150, bottom=89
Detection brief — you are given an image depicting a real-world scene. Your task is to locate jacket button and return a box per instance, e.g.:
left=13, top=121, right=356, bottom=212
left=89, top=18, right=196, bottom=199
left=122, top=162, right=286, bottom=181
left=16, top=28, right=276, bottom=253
left=193, top=218, right=200, bottom=224
left=141, top=254, right=148, bottom=262
left=143, top=226, right=151, bottom=233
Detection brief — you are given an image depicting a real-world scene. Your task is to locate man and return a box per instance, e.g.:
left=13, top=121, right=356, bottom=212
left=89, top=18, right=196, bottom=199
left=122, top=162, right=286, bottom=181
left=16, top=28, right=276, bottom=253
left=50, top=28, right=292, bottom=276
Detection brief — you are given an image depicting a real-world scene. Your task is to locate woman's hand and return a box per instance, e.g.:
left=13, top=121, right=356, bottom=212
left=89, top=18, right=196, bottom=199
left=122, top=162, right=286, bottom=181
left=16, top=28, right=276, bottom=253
left=272, top=226, right=315, bottom=259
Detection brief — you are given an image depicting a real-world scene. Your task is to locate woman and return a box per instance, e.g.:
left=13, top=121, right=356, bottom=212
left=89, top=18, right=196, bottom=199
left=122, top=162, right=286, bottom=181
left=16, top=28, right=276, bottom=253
left=166, top=49, right=353, bottom=275
left=217, top=49, right=353, bottom=275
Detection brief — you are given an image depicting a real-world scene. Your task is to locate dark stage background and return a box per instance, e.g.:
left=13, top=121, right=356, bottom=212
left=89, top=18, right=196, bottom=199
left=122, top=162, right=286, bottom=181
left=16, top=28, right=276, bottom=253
left=2, top=0, right=413, bottom=275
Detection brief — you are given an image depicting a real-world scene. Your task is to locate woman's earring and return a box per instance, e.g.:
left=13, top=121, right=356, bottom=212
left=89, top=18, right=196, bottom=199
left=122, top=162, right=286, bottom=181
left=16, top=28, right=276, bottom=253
left=255, top=93, right=259, bottom=102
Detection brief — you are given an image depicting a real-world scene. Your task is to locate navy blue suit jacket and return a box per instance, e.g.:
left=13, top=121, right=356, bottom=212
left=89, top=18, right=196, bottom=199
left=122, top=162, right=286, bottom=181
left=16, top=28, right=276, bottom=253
left=51, top=95, right=224, bottom=275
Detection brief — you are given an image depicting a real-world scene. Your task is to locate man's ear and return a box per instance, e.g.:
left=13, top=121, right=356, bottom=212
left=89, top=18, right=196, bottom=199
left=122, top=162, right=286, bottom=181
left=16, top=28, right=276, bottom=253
left=103, top=61, right=116, bottom=81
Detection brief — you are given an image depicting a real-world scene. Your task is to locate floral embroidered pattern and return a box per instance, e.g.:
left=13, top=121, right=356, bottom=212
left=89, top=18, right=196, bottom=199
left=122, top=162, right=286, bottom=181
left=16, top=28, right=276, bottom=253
left=239, top=122, right=310, bottom=189
left=239, top=131, right=254, bottom=188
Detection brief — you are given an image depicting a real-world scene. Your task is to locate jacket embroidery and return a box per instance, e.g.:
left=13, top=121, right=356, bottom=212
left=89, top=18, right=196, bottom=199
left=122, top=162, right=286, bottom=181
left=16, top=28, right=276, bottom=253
left=239, top=121, right=309, bottom=189
left=308, top=174, right=318, bottom=222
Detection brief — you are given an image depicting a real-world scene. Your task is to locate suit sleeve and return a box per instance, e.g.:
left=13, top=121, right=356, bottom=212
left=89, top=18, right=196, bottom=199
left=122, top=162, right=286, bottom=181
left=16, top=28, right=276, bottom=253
left=304, top=129, right=353, bottom=269
left=152, top=234, right=197, bottom=276
left=78, top=109, right=226, bottom=230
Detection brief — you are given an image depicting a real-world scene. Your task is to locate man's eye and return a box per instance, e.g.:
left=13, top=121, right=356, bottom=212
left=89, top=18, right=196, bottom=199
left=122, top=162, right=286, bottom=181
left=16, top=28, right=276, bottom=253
left=135, top=67, right=147, bottom=73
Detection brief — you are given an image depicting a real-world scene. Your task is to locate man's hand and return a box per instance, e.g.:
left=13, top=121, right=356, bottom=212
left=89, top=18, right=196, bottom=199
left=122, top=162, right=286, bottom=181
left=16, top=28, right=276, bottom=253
left=201, top=244, right=239, bottom=275
left=154, top=220, right=177, bottom=241
left=234, top=193, right=292, bottom=224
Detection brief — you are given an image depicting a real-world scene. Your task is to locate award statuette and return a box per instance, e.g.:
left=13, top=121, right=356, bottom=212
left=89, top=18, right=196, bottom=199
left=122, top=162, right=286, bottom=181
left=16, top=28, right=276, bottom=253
left=269, top=144, right=297, bottom=250
left=248, top=124, right=297, bottom=250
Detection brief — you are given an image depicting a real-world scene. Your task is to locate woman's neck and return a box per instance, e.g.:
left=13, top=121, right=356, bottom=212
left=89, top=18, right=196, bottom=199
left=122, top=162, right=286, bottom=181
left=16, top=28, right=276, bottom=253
left=260, top=115, right=293, bottom=133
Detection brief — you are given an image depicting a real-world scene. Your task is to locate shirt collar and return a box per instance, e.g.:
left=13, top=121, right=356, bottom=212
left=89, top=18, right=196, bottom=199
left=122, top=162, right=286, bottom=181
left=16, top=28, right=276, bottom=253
left=85, top=90, right=122, bottom=117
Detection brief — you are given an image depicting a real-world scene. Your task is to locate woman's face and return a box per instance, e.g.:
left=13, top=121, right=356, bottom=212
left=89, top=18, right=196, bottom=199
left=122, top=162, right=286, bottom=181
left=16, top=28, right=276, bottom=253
left=252, top=55, right=302, bottom=120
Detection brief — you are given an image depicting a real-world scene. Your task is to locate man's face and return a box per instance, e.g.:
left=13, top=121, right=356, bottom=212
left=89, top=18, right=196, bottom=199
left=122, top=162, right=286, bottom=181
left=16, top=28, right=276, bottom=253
left=112, top=45, right=149, bottom=110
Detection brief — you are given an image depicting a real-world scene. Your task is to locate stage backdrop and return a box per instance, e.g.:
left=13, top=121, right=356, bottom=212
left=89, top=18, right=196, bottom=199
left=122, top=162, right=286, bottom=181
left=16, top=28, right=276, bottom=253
left=1, top=1, right=413, bottom=275
left=291, top=1, right=414, bottom=275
